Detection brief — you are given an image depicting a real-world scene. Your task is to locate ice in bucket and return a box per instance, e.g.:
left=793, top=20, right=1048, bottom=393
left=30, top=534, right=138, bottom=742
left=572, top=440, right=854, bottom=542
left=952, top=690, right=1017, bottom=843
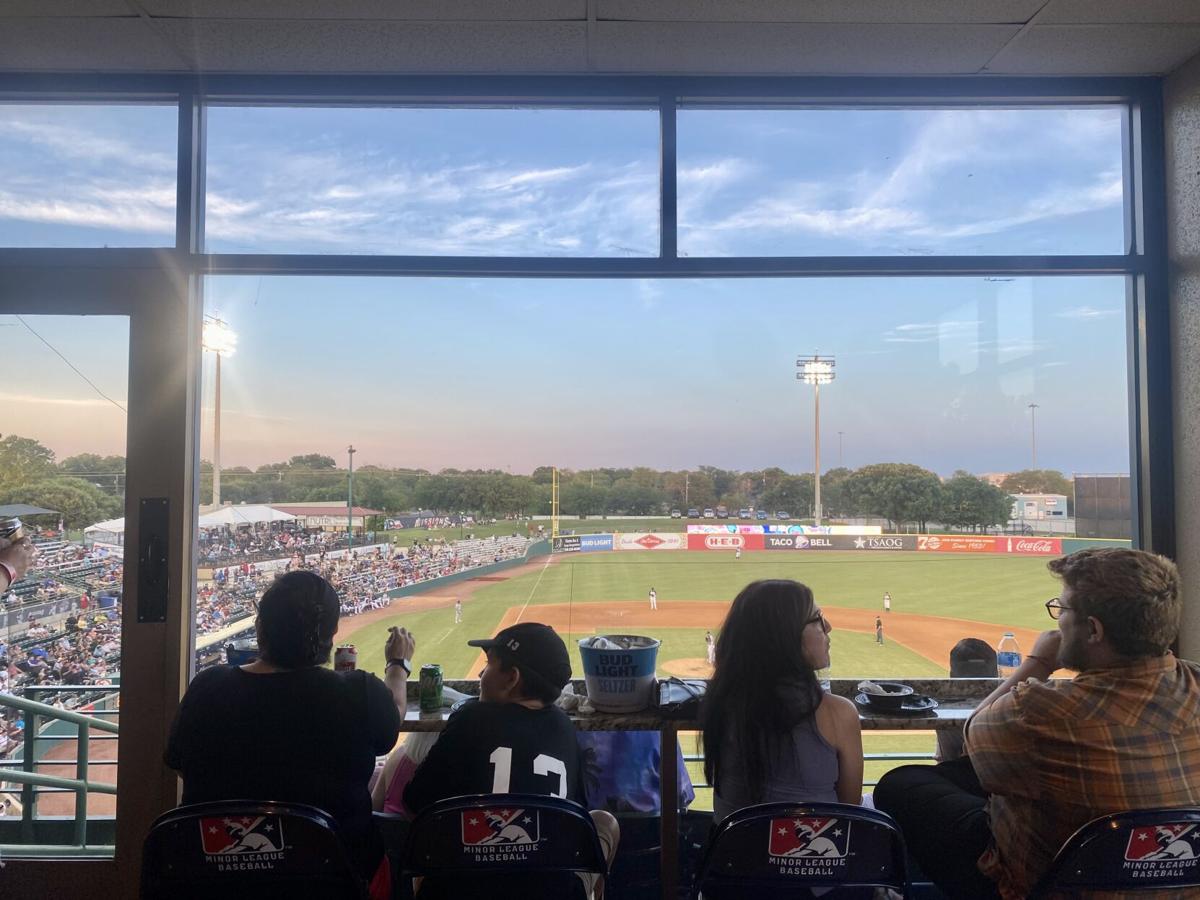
left=578, top=634, right=661, bottom=713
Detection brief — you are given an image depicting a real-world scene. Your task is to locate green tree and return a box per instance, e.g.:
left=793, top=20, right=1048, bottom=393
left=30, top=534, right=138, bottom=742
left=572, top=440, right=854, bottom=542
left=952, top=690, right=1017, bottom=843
left=59, top=452, right=126, bottom=497
left=288, top=453, right=337, bottom=470
left=844, top=463, right=943, bottom=531
left=0, top=477, right=120, bottom=528
left=762, top=474, right=814, bottom=516
left=940, top=471, right=1012, bottom=532
left=1000, top=469, right=1072, bottom=497
left=0, top=434, right=56, bottom=493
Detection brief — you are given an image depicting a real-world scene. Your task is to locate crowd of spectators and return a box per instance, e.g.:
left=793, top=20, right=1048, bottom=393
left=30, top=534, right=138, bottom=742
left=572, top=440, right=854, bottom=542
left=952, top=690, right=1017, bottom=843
left=199, top=526, right=362, bottom=566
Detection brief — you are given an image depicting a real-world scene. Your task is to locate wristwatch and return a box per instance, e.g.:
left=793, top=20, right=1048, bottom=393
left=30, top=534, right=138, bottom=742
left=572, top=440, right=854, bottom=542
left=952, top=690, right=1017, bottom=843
left=386, top=658, right=411, bottom=675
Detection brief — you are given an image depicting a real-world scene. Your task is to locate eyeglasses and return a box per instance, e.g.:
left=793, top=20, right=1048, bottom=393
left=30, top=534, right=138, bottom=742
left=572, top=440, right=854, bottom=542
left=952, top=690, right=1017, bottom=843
left=806, top=612, right=830, bottom=630
left=1045, top=597, right=1074, bottom=620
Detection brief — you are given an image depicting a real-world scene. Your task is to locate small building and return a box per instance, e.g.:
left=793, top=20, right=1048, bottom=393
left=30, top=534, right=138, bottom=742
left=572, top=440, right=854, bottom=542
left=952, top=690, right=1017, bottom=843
left=269, top=502, right=384, bottom=534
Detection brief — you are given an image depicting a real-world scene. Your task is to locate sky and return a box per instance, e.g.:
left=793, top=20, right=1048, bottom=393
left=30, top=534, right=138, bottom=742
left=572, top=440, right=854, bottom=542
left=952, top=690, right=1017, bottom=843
left=1, top=103, right=1131, bottom=477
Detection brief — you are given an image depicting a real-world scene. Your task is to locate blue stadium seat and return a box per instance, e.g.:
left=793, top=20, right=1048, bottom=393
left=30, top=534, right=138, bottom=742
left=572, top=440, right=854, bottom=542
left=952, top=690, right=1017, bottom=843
left=141, top=799, right=365, bottom=899
left=403, top=793, right=606, bottom=900
left=1028, top=807, right=1200, bottom=898
left=692, top=801, right=909, bottom=899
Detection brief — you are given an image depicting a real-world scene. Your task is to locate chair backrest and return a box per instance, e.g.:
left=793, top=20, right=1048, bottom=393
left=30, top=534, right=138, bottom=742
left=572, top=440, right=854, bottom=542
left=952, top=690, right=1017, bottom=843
left=1029, top=808, right=1200, bottom=898
left=141, top=799, right=364, bottom=900
left=692, top=801, right=908, bottom=899
left=404, top=793, right=605, bottom=900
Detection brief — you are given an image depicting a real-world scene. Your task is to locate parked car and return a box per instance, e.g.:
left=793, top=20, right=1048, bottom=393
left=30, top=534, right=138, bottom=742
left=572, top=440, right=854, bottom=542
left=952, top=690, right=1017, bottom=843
left=738, top=508, right=751, bottom=519
left=687, top=508, right=700, bottom=518
left=715, top=506, right=729, bottom=519
left=776, top=511, right=791, bottom=520
left=755, top=510, right=769, bottom=520
left=670, top=508, right=682, bottom=518
left=703, top=508, right=716, bottom=518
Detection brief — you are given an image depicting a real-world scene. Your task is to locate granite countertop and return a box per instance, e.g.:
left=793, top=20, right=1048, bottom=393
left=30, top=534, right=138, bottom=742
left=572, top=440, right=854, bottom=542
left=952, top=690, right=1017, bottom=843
left=397, top=677, right=1026, bottom=732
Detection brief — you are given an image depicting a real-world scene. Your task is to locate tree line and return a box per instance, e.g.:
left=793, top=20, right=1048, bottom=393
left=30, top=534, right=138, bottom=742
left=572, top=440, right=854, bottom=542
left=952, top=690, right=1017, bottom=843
left=0, top=435, right=1075, bottom=532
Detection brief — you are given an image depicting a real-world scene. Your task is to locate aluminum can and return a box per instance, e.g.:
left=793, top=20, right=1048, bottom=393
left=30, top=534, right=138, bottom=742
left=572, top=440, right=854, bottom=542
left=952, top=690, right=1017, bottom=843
left=334, top=644, right=357, bottom=671
left=0, top=518, right=24, bottom=544
left=419, top=663, right=443, bottom=712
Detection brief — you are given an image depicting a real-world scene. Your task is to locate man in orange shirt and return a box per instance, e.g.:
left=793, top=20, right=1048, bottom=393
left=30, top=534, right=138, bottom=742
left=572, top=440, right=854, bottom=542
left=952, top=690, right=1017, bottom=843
left=875, top=548, right=1200, bottom=900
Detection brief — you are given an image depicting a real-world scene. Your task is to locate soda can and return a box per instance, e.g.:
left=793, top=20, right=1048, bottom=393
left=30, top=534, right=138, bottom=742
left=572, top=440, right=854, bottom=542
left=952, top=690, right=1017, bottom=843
left=334, top=644, right=357, bottom=671
left=0, top=518, right=24, bottom=544
left=419, top=663, right=443, bottom=713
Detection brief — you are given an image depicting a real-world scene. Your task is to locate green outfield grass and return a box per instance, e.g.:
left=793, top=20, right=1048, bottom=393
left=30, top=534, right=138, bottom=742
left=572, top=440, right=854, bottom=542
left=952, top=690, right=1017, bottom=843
left=345, top=549, right=1057, bottom=678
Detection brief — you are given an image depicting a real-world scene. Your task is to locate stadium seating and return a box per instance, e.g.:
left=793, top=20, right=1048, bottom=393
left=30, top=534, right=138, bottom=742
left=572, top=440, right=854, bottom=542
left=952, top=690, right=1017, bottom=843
left=403, top=793, right=606, bottom=900
left=1027, top=807, right=1200, bottom=898
left=141, top=799, right=365, bottom=899
left=691, top=801, right=909, bottom=899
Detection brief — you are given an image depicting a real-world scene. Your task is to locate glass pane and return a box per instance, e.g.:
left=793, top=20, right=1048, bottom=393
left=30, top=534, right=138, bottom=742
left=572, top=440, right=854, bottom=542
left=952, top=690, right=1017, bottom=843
left=678, top=107, right=1126, bottom=256
left=204, top=107, right=659, bottom=256
left=191, top=274, right=1130, bottom=693
left=0, top=313, right=128, bottom=854
left=0, top=104, right=177, bottom=248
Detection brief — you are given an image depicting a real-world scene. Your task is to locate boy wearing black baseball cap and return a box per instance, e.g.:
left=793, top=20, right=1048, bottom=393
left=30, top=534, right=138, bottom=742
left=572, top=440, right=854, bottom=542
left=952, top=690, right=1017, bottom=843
left=403, top=622, right=618, bottom=897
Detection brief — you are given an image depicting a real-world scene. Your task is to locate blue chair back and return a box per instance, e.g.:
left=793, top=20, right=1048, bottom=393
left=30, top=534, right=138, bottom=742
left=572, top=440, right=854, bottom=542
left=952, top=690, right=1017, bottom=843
left=1029, top=807, right=1200, bottom=898
left=692, top=801, right=909, bottom=899
left=404, top=793, right=605, bottom=900
left=141, top=800, right=364, bottom=900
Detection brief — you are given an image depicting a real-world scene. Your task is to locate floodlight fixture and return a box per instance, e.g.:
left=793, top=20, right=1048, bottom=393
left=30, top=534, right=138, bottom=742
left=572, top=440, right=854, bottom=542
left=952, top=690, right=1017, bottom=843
left=796, top=354, right=836, bottom=525
left=202, top=315, right=238, bottom=357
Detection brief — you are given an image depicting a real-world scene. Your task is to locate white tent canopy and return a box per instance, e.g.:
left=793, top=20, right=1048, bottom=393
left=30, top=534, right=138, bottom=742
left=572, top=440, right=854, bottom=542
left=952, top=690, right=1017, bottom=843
left=84, top=505, right=297, bottom=538
left=198, top=505, right=296, bottom=528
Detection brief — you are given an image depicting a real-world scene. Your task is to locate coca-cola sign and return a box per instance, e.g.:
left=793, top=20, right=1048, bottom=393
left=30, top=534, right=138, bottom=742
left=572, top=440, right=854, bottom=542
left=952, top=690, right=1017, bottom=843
left=1004, top=537, right=1062, bottom=555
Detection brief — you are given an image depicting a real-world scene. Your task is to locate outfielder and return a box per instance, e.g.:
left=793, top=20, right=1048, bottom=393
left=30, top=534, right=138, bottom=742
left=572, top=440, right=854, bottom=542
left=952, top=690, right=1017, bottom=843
left=648, top=587, right=657, bottom=610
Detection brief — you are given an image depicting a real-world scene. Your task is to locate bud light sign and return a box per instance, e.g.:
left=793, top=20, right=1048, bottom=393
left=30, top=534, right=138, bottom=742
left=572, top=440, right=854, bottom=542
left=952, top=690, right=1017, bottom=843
left=579, top=534, right=613, bottom=553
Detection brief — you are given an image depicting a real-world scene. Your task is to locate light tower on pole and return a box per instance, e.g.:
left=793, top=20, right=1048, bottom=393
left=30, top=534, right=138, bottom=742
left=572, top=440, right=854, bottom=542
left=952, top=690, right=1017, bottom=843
left=202, top=315, right=237, bottom=506
left=797, top=355, right=836, bottom=525
left=347, top=445, right=356, bottom=548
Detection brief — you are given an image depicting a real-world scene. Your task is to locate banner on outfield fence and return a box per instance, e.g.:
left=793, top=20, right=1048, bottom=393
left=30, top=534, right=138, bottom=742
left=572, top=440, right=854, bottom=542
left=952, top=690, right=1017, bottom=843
left=554, top=536, right=581, bottom=553
left=580, top=534, right=614, bottom=552
left=763, top=534, right=837, bottom=550
left=617, top=532, right=686, bottom=551
left=998, top=537, right=1063, bottom=555
left=916, top=534, right=997, bottom=553
left=687, top=533, right=766, bottom=551
left=687, top=524, right=882, bottom=535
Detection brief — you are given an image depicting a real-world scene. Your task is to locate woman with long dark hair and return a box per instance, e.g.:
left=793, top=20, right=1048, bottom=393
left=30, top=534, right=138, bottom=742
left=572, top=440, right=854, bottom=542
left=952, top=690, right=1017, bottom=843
left=167, top=570, right=414, bottom=879
left=702, top=580, right=863, bottom=821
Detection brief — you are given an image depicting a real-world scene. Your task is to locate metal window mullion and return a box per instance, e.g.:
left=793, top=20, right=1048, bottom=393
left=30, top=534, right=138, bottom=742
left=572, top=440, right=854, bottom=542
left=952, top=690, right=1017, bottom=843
left=176, top=91, right=205, bottom=255
left=660, top=95, right=678, bottom=260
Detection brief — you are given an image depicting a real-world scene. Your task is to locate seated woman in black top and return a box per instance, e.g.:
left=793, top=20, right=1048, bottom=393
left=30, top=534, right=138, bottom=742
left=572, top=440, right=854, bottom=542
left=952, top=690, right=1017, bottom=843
left=166, top=570, right=413, bottom=878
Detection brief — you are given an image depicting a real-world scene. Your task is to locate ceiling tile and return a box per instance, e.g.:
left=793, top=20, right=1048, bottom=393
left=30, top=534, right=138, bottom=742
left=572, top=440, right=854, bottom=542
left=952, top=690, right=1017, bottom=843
left=1039, top=0, right=1200, bottom=25
left=988, top=24, right=1200, bottom=75
left=0, top=18, right=187, bottom=71
left=598, top=0, right=1043, bottom=25
left=592, top=22, right=1018, bottom=74
left=153, top=19, right=588, bottom=73
left=139, top=1, right=585, bottom=20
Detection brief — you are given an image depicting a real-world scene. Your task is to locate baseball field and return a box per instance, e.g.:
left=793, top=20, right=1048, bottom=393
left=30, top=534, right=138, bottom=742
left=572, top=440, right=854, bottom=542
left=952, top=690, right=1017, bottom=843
left=335, top=548, right=1061, bottom=802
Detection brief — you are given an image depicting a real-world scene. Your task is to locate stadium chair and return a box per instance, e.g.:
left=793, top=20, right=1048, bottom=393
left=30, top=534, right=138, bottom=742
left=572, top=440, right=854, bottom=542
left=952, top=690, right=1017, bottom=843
left=403, top=793, right=607, bottom=900
left=373, top=810, right=415, bottom=900
left=1027, top=807, right=1200, bottom=898
left=141, top=799, right=365, bottom=900
left=691, top=801, right=909, bottom=899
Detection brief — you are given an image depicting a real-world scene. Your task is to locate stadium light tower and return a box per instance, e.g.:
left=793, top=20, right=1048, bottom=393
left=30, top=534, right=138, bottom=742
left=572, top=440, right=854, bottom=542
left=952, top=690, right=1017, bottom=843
left=347, top=445, right=356, bottom=548
left=797, top=355, right=836, bottom=525
left=202, top=315, right=237, bottom=506
left=1028, top=402, right=1040, bottom=470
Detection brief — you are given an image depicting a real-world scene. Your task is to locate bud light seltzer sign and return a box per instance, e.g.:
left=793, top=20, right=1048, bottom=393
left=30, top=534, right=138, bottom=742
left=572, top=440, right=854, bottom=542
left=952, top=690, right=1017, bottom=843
left=768, top=816, right=851, bottom=876
left=1122, top=824, right=1200, bottom=880
left=461, top=808, right=541, bottom=862
left=199, top=815, right=286, bottom=871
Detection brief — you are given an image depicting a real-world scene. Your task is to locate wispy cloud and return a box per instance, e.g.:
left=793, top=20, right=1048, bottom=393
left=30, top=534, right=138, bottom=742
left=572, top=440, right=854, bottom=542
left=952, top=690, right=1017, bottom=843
left=883, top=320, right=981, bottom=343
left=1055, top=305, right=1121, bottom=320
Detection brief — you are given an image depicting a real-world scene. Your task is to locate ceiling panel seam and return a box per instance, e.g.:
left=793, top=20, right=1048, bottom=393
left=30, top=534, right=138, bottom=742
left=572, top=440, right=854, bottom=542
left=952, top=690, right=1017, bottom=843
left=980, top=0, right=1056, bottom=72
left=123, top=0, right=196, bottom=70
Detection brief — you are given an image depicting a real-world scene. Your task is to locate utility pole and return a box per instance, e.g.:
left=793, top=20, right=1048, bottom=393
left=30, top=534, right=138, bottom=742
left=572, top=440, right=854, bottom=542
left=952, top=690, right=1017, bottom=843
left=347, top=445, right=356, bottom=548
left=684, top=472, right=689, bottom=505
left=1028, top=403, right=1040, bottom=470
left=838, top=431, right=844, bottom=469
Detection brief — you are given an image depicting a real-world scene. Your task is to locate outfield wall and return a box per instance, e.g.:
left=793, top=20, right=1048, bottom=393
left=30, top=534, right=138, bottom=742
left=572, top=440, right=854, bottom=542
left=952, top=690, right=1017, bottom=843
left=553, top=533, right=1131, bottom=556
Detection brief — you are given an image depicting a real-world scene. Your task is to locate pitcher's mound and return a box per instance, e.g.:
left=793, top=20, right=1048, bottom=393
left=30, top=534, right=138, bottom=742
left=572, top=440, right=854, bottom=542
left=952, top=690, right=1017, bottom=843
left=662, top=657, right=713, bottom=678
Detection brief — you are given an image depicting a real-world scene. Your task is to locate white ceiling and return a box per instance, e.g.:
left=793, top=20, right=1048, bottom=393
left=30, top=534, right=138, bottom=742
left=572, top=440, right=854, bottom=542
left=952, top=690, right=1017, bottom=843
left=2, top=0, right=1200, bottom=77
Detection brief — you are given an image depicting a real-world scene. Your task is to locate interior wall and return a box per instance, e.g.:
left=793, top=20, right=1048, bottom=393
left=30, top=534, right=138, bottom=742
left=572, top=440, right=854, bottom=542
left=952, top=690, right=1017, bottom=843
left=1165, top=52, right=1200, bottom=659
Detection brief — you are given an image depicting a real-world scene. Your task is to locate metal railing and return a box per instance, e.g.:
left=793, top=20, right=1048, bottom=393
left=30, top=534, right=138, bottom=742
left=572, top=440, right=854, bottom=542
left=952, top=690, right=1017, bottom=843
left=0, top=688, right=119, bottom=856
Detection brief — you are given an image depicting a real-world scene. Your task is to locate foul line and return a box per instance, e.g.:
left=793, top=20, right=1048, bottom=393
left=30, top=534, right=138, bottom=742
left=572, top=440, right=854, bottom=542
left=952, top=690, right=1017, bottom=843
left=514, top=555, right=554, bottom=624
left=430, top=626, right=456, bottom=646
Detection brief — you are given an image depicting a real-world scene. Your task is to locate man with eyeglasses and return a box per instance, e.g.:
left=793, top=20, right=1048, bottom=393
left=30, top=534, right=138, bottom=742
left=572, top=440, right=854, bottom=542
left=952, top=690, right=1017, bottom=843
left=875, top=548, right=1200, bottom=900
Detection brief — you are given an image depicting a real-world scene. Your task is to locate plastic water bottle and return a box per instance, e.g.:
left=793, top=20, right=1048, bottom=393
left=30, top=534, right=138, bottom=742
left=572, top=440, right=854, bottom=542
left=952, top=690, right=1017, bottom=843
left=997, top=633, right=1022, bottom=678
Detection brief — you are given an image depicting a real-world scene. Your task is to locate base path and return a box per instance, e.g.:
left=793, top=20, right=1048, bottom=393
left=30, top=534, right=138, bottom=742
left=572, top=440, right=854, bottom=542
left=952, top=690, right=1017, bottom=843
left=471, top=601, right=1048, bottom=677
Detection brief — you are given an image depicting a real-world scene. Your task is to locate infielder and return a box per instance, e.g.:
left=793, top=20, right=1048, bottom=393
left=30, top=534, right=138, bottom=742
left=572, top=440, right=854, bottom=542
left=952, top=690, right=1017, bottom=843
left=648, top=587, right=657, bottom=610
left=883, top=591, right=892, bottom=613
left=454, top=598, right=463, bottom=624
left=705, top=630, right=716, bottom=665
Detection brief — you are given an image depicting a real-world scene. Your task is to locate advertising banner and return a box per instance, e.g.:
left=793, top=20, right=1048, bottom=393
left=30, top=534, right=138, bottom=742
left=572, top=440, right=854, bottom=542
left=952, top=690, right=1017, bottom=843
left=579, top=534, right=614, bottom=553
left=763, top=534, right=837, bottom=550
left=998, top=536, right=1063, bottom=555
left=830, top=534, right=918, bottom=551
left=916, top=535, right=999, bottom=553
left=617, top=532, right=686, bottom=551
left=687, top=532, right=766, bottom=551
left=686, top=524, right=882, bottom=536
left=554, top=536, right=581, bottom=553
